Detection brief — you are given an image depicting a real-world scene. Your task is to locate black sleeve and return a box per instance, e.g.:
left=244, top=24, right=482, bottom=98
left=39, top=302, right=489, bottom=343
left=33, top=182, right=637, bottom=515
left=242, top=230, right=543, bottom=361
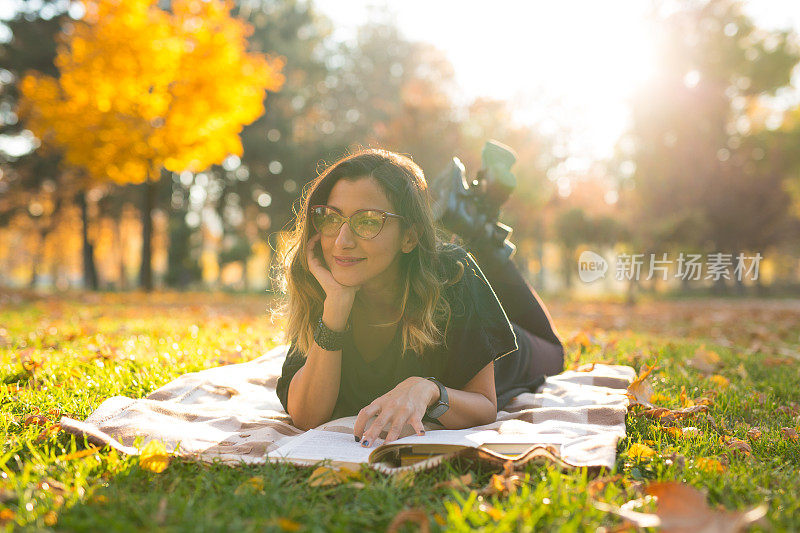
left=275, top=342, right=306, bottom=414
left=440, top=250, right=518, bottom=390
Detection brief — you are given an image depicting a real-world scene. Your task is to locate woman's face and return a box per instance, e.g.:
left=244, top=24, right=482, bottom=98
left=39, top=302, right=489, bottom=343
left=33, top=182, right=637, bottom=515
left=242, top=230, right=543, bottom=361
left=316, top=176, right=416, bottom=291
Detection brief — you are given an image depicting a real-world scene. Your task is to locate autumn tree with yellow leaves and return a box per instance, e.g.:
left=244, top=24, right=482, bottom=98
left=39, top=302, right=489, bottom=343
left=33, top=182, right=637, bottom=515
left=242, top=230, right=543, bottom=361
left=18, top=0, right=285, bottom=290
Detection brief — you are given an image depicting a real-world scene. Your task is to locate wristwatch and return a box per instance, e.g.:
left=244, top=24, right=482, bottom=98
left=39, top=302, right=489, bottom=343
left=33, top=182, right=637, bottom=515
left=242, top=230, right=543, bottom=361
left=423, top=376, right=449, bottom=421
left=312, top=316, right=348, bottom=351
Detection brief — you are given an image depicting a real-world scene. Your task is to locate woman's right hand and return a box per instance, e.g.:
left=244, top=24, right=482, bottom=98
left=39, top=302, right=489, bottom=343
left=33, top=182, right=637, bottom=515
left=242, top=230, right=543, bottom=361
left=306, top=233, right=360, bottom=315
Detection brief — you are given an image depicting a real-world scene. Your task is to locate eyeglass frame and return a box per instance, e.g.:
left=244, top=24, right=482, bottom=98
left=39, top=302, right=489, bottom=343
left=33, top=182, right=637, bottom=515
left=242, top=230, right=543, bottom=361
left=309, top=204, right=406, bottom=240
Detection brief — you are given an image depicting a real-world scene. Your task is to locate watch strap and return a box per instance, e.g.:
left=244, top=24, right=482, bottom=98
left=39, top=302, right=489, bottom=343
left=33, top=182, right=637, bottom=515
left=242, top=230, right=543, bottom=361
left=423, top=376, right=449, bottom=420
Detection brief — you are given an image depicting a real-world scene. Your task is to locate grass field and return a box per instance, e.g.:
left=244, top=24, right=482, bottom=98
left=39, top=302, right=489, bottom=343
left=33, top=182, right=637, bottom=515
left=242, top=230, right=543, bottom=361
left=1, top=290, right=799, bottom=531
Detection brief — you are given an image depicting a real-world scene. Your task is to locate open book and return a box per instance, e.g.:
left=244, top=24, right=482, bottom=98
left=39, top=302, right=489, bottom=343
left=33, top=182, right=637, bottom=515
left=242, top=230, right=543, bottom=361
left=267, top=427, right=564, bottom=470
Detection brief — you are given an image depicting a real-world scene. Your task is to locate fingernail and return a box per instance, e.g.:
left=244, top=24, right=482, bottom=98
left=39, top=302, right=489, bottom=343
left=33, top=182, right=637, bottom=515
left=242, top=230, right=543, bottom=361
left=354, top=435, right=360, bottom=442
left=361, top=440, right=369, bottom=447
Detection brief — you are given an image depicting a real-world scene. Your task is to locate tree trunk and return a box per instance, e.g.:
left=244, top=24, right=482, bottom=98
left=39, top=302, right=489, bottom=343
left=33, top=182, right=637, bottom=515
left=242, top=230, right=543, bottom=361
left=77, top=191, right=99, bottom=290
left=562, top=246, right=573, bottom=290
left=116, top=214, right=127, bottom=290
left=535, top=218, right=545, bottom=290
left=139, top=176, right=157, bottom=291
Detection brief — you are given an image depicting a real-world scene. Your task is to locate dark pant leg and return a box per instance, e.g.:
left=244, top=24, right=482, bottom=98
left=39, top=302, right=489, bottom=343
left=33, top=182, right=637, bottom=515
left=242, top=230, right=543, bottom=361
left=513, top=322, right=565, bottom=378
left=469, top=246, right=564, bottom=350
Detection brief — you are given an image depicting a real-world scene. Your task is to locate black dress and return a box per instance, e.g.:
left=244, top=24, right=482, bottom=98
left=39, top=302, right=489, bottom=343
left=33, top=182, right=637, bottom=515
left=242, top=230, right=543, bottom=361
left=275, top=245, right=545, bottom=420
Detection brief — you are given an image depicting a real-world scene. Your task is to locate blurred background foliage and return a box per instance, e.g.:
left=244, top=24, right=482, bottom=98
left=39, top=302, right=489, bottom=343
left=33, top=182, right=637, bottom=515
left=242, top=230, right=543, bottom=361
left=1, top=0, right=799, bottom=297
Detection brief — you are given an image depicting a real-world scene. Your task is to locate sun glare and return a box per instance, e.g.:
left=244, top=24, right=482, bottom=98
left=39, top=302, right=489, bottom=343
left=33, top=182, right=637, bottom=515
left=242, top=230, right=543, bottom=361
left=361, top=0, right=659, bottom=161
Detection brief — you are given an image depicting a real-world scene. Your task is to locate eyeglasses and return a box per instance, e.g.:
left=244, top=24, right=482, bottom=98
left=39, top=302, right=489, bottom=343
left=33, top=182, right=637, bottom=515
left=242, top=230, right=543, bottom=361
left=310, top=204, right=405, bottom=240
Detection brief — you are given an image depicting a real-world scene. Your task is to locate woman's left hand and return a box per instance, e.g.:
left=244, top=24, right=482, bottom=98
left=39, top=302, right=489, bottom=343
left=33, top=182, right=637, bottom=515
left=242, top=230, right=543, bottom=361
left=354, top=377, right=437, bottom=447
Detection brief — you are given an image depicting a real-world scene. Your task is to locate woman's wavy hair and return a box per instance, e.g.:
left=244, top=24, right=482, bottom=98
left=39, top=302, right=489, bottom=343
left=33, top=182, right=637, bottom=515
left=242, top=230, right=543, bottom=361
left=274, top=147, right=465, bottom=358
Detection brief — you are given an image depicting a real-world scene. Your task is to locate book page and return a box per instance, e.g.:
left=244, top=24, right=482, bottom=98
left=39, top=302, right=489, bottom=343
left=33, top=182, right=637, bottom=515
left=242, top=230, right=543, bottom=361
left=267, top=429, right=373, bottom=463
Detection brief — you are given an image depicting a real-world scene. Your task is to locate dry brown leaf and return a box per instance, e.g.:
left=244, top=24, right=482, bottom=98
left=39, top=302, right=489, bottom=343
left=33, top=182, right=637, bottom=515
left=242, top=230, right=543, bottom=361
left=641, top=404, right=709, bottom=422
left=23, top=414, right=50, bottom=426
left=781, top=427, right=798, bottom=442
left=307, top=465, right=361, bottom=487
left=763, top=357, right=794, bottom=367
left=36, top=423, right=62, bottom=442
left=234, top=477, right=265, bottom=495
left=746, top=428, right=762, bottom=440
left=0, top=508, right=15, bottom=524
left=679, top=386, right=692, bottom=407
left=663, top=427, right=702, bottom=439
left=478, top=501, right=506, bottom=520
left=594, top=481, right=767, bottom=532
left=695, top=457, right=725, bottom=474
left=587, top=475, right=623, bottom=498
left=386, top=508, right=430, bottom=533
left=724, top=438, right=752, bottom=456
left=477, top=472, right=522, bottom=496
left=627, top=364, right=657, bottom=407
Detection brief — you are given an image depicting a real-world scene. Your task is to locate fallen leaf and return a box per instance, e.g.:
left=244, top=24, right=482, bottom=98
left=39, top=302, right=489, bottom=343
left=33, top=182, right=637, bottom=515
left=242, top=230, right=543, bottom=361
left=593, top=481, right=766, bottom=532
left=277, top=518, right=302, bottom=531
left=0, top=508, right=15, bottom=523
left=708, top=375, right=730, bottom=389
left=663, top=452, right=686, bottom=470
left=641, top=404, right=709, bottom=422
left=695, top=457, right=725, bottom=474
left=477, top=472, right=522, bottom=496
left=387, top=508, right=430, bottom=533
left=763, top=357, right=794, bottom=367
left=57, top=445, right=100, bottom=461
left=746, top=428, right=762, bottom=440
left=662, top=427, right=702, bottom=439
left=23, top=414, right=50, bottom=426
left=139, top=439, right=170, bottom=473
left=626, top=443, right=656, bottom=461
left=679, top=386, right=691, bottom=407
left=627, top=364, right=657, bottom=407
left=649, top=392, right=670, bottom=405
left=307, top=465, right=361, bottom=487
left=781, top=427, right=798, bottom=442
left=724, top=438, right=752, bottom=456
left=587, top=475, right=623, bottom=498
left=478, top=501, right=506, bottom=520
left=235, top=476, right=265, bottom=495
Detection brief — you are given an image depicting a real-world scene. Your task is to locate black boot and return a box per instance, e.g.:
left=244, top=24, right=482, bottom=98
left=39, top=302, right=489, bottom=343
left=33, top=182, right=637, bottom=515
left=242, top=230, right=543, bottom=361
left=430, top=157, right=516, bottom=262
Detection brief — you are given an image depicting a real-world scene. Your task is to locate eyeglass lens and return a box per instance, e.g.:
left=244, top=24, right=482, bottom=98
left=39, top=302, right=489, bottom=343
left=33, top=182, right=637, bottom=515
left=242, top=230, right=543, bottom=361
left=312, top=207, right=385, bottom=239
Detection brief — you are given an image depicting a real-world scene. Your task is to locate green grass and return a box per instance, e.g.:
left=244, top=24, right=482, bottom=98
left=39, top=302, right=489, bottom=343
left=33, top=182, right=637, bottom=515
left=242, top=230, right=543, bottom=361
left=1, top=291, right=799, bottom=531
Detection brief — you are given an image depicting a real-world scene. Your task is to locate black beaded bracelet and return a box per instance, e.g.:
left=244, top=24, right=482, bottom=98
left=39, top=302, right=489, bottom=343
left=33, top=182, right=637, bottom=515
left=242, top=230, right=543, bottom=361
left=312, top=316, right=348, bottom=351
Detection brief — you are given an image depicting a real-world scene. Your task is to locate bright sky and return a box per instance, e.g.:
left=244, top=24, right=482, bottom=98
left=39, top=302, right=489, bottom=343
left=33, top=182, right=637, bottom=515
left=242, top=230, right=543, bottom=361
left=316, top=0, right=800, bottom=163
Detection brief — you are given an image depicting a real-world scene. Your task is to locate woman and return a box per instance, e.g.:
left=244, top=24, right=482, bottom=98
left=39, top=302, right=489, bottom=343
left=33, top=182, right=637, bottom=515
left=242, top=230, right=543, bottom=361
left=275, top=148, right=564, bottom=448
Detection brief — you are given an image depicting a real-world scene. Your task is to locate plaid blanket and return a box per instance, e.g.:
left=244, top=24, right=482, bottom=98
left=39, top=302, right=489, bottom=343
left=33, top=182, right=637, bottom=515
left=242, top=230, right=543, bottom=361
left=60, top=344, right=636, bottom=474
